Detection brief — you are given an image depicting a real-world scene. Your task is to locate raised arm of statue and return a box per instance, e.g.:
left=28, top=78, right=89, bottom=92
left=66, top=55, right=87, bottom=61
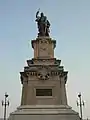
left=36, top=8, right=40, bottom=18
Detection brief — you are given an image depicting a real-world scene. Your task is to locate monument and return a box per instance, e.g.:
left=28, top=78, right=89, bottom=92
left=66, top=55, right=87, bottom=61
left=9, top=10, right=80, bottom=120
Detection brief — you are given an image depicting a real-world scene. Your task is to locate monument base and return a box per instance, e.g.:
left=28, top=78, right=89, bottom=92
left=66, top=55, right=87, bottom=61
left=9, top=105, right=80, bottom=120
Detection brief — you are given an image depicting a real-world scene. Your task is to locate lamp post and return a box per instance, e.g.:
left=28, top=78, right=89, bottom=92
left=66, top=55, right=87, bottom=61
left=2, top=92, right=9, bottom=120
left=77, top=93, right=84, bottom=120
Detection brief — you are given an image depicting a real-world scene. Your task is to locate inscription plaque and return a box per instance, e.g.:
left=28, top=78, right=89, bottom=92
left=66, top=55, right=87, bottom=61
left=36, top=89, right=52, bottom=96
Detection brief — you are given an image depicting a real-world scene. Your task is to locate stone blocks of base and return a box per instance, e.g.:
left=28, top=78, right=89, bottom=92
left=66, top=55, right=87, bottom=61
left=9, top=105, right=80, bottom=120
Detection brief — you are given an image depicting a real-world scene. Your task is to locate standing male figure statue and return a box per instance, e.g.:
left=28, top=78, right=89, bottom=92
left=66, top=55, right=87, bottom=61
left=35, top=9, right=50, bottom=37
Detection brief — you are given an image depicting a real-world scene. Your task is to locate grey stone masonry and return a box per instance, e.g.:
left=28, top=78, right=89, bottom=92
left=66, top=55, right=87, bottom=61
left=8, top=36, right=80, bottom=120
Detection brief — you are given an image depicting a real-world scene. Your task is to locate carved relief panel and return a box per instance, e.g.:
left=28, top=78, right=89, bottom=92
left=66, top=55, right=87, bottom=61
left=37, top=66, right=50, bottom=80
left=39, top=39, right=49, bottom=57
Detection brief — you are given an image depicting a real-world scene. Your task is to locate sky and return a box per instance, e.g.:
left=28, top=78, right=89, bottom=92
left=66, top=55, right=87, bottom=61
left=0, top=0, right=90, bottom=119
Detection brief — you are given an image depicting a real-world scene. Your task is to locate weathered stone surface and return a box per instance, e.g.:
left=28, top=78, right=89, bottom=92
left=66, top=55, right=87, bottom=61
left=9, top=105, right=80, bottom=120
left=9, top=28, right=80, bottom=120
left=31, top=37, right=56, bottom=59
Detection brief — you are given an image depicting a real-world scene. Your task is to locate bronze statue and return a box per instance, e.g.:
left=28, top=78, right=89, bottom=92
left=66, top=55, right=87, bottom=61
left=35, top=9, right=50, bottom=37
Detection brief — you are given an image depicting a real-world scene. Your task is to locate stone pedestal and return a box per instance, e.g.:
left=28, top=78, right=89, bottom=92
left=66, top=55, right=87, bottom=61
left=9, top=105, right=80, bottom=120
left=8, top=31, right=80, bottom=119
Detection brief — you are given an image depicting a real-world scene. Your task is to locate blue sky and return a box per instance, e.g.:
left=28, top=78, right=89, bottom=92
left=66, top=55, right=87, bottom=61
left=0, top=0, right=90, bottom=118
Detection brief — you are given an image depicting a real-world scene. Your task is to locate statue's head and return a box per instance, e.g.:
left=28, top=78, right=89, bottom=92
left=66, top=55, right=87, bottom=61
left=41, top=12, right=44, bottom=17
